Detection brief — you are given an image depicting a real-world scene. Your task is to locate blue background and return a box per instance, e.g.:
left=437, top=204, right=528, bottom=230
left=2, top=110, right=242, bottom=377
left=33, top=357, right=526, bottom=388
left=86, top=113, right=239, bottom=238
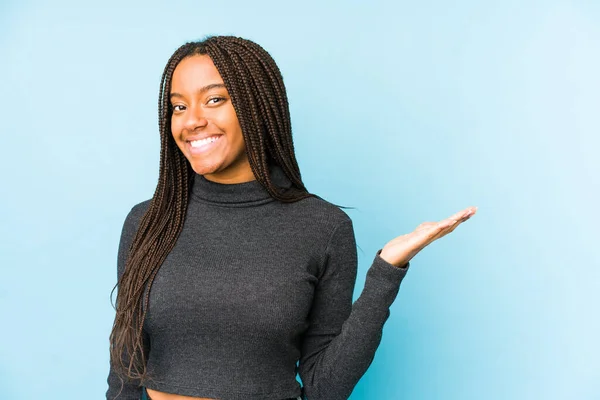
left=1, top=1, right=598, bottom=399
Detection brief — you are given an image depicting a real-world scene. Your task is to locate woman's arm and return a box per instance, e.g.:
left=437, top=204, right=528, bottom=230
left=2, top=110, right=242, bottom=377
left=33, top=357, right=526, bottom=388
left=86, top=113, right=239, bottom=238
left=298, top=216, right=409, bottom=400
left=298, top=206, right=476, bottom=399
left=106, top=203, right=150, bottom=400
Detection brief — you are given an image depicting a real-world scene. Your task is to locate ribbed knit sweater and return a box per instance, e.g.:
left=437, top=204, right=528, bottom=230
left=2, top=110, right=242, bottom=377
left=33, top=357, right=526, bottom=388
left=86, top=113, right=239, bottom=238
left=106, top=164, right=410, bottom=400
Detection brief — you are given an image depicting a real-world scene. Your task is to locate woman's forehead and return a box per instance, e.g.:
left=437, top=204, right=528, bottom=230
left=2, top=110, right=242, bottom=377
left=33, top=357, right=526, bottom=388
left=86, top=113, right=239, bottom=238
left=171, top=55, right=224, bottom=91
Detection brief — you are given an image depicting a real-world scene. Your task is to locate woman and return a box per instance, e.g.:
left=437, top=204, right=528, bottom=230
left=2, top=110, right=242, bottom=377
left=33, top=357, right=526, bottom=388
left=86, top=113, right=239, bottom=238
left=106, top=35, right=476, bottom=400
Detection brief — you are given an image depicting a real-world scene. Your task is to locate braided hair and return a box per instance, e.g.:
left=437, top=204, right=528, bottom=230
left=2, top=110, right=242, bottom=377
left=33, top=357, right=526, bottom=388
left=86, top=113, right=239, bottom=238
left=108, top=35, right=332, bottom=387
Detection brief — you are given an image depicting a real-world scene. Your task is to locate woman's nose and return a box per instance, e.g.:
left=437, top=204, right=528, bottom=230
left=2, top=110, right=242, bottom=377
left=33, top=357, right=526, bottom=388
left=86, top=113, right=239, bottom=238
left=184, top=106, right=209, bottom=130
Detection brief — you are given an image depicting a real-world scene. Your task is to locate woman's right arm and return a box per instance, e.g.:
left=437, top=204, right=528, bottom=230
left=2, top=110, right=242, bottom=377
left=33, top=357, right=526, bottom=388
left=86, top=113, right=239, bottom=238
left=106, top=202, right=150, bottom=400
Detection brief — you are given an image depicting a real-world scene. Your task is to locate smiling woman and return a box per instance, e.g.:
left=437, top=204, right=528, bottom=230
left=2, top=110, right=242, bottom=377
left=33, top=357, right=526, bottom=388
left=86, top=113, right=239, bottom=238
left=169, top=56, right=255, bottom=184
left=105, top=34, right=474, bottom=400
left=106, top=36, right=328, bottom=400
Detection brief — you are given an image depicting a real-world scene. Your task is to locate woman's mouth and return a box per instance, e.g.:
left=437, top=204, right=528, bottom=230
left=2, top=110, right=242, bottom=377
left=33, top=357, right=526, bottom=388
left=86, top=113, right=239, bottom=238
left=187, top=135, right=222, bottom=155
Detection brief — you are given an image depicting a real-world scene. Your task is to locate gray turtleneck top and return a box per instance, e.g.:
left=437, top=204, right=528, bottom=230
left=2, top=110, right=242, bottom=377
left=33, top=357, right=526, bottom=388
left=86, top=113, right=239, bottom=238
left=106, top=165, right=410, bottom=400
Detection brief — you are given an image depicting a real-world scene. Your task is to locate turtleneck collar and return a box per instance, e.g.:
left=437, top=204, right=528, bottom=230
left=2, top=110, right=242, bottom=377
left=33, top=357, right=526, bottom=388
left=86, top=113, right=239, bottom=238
left=191, top=163, right=293, bottom=206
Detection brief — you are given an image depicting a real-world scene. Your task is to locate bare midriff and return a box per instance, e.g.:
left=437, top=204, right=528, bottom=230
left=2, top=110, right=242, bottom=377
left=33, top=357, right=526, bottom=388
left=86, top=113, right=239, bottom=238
left=145, top=388, right=217, bottom=400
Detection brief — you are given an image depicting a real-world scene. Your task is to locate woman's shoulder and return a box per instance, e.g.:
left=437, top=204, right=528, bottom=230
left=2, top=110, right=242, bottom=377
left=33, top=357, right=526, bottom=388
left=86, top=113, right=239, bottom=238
left=121, top=198, right=152, bottom=230
left=129, top=198, right=152, bottom=214
left=285, top=193, right=353, bottom=230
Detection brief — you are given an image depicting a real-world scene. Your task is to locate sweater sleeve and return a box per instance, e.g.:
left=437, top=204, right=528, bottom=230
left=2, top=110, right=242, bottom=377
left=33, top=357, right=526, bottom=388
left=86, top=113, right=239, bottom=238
left=106, top=204, right=150, bottom=400
left=298, top=217, right=410, bottom=400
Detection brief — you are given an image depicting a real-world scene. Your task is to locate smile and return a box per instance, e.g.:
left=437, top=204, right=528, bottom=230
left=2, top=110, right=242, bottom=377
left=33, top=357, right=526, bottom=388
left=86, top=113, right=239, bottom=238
left=187, top=135, right=222, bottom=154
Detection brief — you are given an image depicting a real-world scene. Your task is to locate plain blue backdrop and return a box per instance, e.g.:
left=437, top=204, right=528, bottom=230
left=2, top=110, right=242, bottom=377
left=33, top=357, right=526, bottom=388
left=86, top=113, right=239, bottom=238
left=1, top=1, right=598, bottom=399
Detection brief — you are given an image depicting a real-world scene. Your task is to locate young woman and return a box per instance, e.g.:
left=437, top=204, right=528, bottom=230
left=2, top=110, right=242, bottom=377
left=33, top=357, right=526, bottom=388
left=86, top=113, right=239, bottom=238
left=106, top=35, right=476, bottom=400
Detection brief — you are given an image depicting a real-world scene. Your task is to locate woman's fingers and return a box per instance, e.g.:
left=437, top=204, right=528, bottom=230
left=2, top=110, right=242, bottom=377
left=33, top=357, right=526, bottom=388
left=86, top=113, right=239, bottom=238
left=410, top=207, right=478, bottom=247
left=432, top=206, right=478, bottom=241
left=417, top=206, right=476, bottom=241
left=440, top=206, right=477, bottom=227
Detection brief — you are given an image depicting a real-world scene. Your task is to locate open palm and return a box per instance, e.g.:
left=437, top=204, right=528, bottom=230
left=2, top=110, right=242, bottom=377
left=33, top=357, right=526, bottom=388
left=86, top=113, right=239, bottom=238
left=379, top=206, right=478, bottom=268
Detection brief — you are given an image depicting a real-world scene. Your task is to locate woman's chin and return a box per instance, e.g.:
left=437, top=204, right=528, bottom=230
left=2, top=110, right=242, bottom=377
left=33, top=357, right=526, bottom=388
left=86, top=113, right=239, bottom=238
left=188, top=160, right=221, bottom=176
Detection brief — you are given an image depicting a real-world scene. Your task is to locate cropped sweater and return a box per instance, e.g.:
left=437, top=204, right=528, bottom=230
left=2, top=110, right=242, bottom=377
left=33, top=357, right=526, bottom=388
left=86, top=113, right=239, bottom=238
left=106, top=164, right=410, bottom=400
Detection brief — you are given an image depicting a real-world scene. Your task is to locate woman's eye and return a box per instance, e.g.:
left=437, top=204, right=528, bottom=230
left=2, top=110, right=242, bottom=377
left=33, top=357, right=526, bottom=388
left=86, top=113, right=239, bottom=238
left=172, top=105, right=185, bottom=112
left=208, top=97, right=225, bottom=105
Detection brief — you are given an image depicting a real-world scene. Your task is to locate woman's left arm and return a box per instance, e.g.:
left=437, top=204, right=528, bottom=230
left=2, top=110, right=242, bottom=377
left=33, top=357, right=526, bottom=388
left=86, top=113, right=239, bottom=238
left=297, top=206, right=477, bottom=400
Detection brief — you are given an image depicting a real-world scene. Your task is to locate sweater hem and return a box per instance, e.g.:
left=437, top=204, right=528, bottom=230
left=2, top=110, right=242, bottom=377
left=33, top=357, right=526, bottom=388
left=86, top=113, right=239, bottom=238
left=144, top=380, right=302, bottom=400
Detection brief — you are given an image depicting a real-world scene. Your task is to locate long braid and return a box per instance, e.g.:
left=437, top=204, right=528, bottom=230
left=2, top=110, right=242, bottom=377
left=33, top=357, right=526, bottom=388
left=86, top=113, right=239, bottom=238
left=203, top=37, right=311, bottom=200
left=108, top=35, right=350, bottom=389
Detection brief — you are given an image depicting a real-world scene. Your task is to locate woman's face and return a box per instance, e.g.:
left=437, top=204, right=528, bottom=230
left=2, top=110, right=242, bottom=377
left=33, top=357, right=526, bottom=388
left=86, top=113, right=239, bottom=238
left=169, top=54, right=254, bottom=183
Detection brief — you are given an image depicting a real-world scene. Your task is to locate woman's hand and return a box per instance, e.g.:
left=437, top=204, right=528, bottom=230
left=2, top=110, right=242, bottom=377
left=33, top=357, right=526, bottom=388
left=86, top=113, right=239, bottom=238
left=379, top=206, right=478, bottom=268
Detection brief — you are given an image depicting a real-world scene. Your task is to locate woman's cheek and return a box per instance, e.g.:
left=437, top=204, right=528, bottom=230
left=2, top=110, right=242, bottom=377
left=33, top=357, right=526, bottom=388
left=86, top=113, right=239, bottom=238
left=170, top=121, right=180, bottom=141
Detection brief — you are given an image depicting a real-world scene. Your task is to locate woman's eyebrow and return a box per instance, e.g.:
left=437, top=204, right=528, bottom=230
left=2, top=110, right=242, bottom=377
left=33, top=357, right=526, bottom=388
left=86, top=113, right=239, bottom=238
left=170, top=83, right=226, bottom=100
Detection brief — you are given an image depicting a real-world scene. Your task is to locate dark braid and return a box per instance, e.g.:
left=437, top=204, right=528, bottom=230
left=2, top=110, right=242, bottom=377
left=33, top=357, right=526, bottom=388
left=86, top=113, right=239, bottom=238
left=108, top=35, right=350, bottom=389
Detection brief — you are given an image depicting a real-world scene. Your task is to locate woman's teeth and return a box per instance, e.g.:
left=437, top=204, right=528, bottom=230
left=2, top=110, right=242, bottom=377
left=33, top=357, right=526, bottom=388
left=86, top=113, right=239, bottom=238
left=190, top=136, right=220, bottom=147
